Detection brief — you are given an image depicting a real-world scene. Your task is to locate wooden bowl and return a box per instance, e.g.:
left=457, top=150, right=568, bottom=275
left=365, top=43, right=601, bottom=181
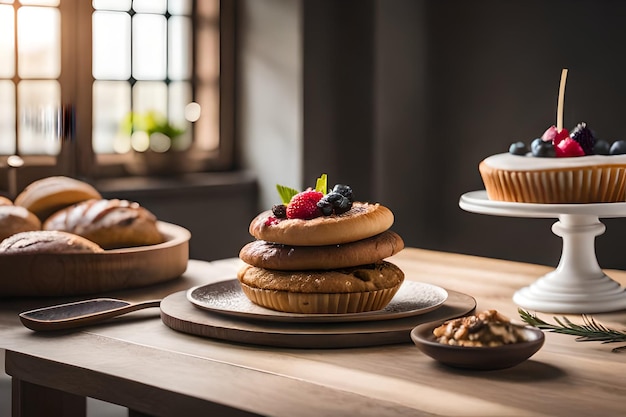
left=0, top=222, right=190, bottom=297
left=411, top=321, right=545, bottom=370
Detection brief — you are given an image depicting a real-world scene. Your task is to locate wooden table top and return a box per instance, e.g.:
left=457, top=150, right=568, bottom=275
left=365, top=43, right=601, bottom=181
left=2, top=248, right=626, bottom=417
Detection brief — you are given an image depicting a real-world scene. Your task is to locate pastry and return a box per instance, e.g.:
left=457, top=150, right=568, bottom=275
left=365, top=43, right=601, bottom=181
left=239, top=230, right=404, bottom=271
left=0, top=205, right=42, bottom=242
left=237, top=175, right=404, bottom=314
left=479, top=70, right=626, bottom=204
left=43, top=198, right=163, bottom=249
left=237, top=261, right=404, bottom=314
left=0, top=230, right=103, bottom=254
left=14, top=176, right=102, bottom=221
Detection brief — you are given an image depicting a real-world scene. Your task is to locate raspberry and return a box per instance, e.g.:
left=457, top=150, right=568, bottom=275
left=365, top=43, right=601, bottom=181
left=286, top=190, right=323, bottom=219
left=265, top=216, right=280, bottom=226
left=555, top=137, right=585, bottom=157
left=541, top=126, right=570, bottom=145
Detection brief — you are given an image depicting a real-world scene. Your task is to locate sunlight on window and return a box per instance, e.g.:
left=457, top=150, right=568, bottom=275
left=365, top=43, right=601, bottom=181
left=0, top=5, right=15, bottom=78
left=17, top=6, right=60, bottom=79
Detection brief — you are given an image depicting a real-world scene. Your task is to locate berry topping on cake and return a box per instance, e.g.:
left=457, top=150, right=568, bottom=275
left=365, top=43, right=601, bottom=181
left=610, top=140, right=626, bottom=155
left=555, top=137, right=585, bottom=157
left=269, top=174, right=358, bottom=223
left=509, top=141, right=528, bottom=156
left=594, top=139, right=611, bottom=155
left=286, top=190, right=324, bottom=219
left=541, top=126, right=570, bottom=144
left=570, top=122, right=596, bottom=155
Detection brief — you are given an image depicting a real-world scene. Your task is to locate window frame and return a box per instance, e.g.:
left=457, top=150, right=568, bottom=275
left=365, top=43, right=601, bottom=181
left=1, top=0, right=236, bottom=196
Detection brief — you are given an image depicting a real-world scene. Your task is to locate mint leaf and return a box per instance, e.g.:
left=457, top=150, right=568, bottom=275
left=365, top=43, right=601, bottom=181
left=276, top=184, right=299, bottom=204
left=315, top=173, right=327, bottom=194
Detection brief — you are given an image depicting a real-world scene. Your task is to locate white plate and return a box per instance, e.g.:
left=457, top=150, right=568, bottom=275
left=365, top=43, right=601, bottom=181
left=186, top=279, right=448, bottom=323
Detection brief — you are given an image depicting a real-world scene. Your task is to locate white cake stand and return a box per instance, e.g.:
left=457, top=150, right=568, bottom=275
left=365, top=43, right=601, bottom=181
left=459, top=190, right=626, bottom=313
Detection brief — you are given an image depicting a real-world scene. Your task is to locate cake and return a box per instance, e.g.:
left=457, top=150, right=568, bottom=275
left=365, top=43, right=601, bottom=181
left=479, top=69, right=626, bottom=204
left=237, top=174, right=405, bottom=314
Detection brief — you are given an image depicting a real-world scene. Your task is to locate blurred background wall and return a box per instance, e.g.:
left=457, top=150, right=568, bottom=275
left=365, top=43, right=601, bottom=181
left=236, top=0, right=626, bottom=270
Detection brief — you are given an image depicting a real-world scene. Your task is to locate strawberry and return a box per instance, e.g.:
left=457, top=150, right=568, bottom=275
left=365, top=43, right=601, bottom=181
left=286, top=190, right=323, bottom=219
left=555, top=137, right=585, bottom=157
left=542, top=125, right=570, bottom=145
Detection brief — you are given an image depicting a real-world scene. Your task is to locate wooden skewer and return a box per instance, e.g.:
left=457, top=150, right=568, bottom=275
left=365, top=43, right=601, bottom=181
left=557, top=68, right=568, bottom=132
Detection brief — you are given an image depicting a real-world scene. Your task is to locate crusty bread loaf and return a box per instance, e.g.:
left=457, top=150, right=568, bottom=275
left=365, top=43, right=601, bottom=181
left=0, top=230, right=103, bottom=254
left=0, top=196, right=12, bottom=206
left=14, top=176, right=102, bottom=221
left=249, top=202, right=394, bottom=246
left=239, top=230, right=404, bottom=271
left=0, top=206, right=42, bottom=242
left=43, top=199, right=163, bottom=249
left=237, top=261, right=404, bottom=314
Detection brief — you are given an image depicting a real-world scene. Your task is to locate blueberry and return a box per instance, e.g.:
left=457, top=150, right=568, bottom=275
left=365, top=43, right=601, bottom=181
left=509, top=141, right=528, bottom=156
left=317, top=199, right=334, bottom=216
left=532, top=140, right=556, bottom=157
left=331, top=184, right=353, bottom=202
left=325, top=192, right=344, bottom=204
left=593, top=139, right=610, bottom=155
left=530, top=138, right=544, bottom=153
left=333, top=196, right=352, bottom=214
left=610, top=140, right=626, bottom=155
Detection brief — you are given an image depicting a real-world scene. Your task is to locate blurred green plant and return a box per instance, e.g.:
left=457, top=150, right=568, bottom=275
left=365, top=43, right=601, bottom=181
left=120, top=110, right=185, bottom=140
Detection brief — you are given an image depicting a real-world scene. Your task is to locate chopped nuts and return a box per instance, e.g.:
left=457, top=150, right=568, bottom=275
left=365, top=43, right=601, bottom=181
left=433, top=310, right=528, bottom=347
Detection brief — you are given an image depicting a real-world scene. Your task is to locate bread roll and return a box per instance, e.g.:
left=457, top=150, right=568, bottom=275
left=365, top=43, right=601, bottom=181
left=43, top=198, right=163, bottom=249
left=249, top=202, right=394, bottom=246
left=15, top=176, right=102, bottom=221
left=0, top=205, right=42, bottom=242
left=0, top=230, right=103, bottom=254
left=0, top=196, right=12, bottom=206
left=239, top=230, right=404, bottom=271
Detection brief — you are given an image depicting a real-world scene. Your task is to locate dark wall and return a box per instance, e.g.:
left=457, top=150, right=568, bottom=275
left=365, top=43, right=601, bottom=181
left=302, top=0, right=626, bottom=269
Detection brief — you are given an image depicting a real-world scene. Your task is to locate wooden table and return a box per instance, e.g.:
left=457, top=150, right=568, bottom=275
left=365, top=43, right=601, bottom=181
left=2, top=248, right=626, bottom=417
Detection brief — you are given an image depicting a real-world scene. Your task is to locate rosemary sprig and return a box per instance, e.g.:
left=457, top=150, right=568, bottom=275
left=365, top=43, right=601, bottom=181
left=519, top=309, right=626, bottom=353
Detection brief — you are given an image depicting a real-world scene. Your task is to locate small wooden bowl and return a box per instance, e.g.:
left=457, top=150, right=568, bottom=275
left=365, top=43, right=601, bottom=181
left=411, top=321, right=545, bottom=370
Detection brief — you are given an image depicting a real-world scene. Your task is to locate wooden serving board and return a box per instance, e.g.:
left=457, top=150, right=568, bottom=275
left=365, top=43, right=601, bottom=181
left=0, top=222, right=190, bottom=297
left=160, top=288, right=476, bottom=348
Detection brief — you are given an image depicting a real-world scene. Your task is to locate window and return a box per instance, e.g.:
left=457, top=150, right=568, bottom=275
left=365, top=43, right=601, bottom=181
left=0, top=0, right=234, bottom=195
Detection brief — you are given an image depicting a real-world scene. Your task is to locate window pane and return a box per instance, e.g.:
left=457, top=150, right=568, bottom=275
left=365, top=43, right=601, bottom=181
left=19, top=0, right=59, bottom=6
left=133, top=14, right=166, bottom=80
left=93, top=11, right=131, bottom=80
left=92, top=0, right=130, bottom=11
left=0, top=5, right=15, bottom=78
left=17, top=6, right=60, bottom=79
left=0, top=80, right=16, bottom=154
left=93, top=80, right=131, bottom=154
left=168, top=16, right=192, bottom=80
left=17, top=80, right=60, bottom=155
left=133, top=81, right=167, bottom=114
left=168, top=0, right=192, bottom=15
left=133, top=0, right=166, bottom=14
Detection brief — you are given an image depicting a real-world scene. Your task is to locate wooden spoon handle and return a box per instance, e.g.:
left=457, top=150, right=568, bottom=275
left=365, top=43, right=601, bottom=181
left=19, top=298, right=161, bottom=331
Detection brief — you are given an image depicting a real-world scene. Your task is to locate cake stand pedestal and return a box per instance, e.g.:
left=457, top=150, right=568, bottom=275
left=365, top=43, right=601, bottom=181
left=459, top=190, right=626, bottom=313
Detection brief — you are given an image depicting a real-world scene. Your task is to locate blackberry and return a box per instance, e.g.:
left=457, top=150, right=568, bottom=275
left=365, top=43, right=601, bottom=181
left=331, top=184, right=353, bottom=202
left=271, top=204, right=287, bottom=218
left=509, top=141, right=528, bottom=156
left=570, top=122, right=596, bottom=155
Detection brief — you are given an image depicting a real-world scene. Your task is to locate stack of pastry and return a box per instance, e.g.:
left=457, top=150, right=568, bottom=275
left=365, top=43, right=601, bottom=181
left=0, top=176, right=163, bottom=253
left=238, top=178, right=405, bottom=314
